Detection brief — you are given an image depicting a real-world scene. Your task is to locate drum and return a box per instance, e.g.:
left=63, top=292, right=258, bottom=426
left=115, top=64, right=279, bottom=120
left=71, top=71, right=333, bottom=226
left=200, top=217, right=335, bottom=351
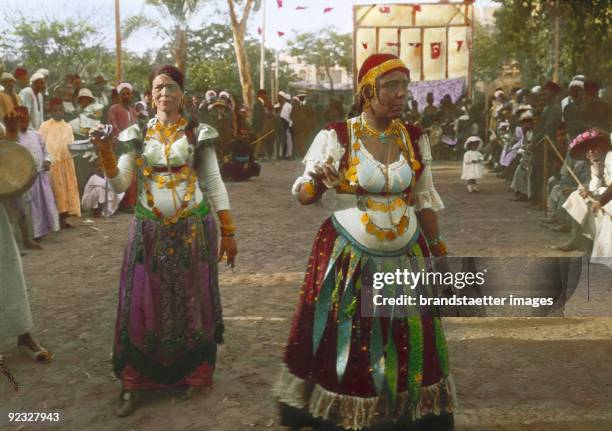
left=0, top=140, right=37, bottom=199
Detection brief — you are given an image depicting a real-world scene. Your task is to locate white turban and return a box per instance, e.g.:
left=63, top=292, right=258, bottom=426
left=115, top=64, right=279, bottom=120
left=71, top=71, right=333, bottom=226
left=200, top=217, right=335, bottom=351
left=116, top=82, right=133, bottom=94
left=568, top=80, right=584, bottom=89
left=29, top=72, right=45, bottom=84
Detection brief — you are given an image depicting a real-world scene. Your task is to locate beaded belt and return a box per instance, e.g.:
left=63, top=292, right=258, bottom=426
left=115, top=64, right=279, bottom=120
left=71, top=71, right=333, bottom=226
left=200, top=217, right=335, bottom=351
left=135, top=200, right=209, bottom=221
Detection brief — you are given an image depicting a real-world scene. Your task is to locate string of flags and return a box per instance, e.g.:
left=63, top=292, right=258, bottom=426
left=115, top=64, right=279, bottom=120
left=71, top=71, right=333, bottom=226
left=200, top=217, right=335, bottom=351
left=271, top=2, right=336, bottom=38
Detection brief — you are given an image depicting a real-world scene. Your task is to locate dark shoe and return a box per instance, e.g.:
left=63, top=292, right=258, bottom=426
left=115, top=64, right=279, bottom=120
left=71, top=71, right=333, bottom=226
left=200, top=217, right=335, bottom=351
left=553, top=241, right=579, bottom=252
left=116, top=390, right=140, bottom=417
left=551, top=224, right=571, bottom=233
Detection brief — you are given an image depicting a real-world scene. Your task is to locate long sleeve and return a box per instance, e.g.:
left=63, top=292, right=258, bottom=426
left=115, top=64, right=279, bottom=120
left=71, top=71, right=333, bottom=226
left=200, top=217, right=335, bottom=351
left=196, top=145, right=230, bottom=211
left=414, top=134, right=445, bottom=212
left=108, top=151, right=136, bottom=193
left=280, top=102, right=293, bottom=127
left=291, top=128, right=344, bottom=195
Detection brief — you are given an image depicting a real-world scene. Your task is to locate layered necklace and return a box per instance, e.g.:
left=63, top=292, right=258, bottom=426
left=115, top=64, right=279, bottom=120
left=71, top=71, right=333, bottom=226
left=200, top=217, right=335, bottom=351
left=136, top=117, right=198, bottom=229
left=349, top=114, right=420, bottom=241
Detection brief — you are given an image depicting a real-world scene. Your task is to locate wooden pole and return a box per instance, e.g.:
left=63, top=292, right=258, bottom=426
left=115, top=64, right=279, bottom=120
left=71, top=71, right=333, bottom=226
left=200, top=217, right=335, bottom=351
left=259, top=0, right=266, bottom=91
left=543, top=139, right=549, bottom=216
left=114, top=0, right=122, bottom=85
left=552, top=0, right=560, bottom=82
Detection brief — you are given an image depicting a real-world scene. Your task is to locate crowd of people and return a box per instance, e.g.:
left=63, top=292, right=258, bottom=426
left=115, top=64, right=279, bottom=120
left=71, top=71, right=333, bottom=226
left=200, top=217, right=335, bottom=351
left=1, top=58, right=610, bottom=427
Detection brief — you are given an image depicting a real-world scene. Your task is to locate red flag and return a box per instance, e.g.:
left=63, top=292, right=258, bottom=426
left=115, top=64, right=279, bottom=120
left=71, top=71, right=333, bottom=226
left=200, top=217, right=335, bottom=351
left=385, top=42, right=399, bottom=47
left=431, top=42, right=441, bottom=59
left=296, top=6, right=307, bottom=10
left=323, top=7, right=333, bottom=13
left=257, top=27, right=262, bottom=35
left=456, top=40, right=463, bottom=51
left=361, top=42, right=368, bottom=50
left=379, top=6, right=391, bottom=13
left=276, top=0, right=283, bottom=8
left=277, top=31, right=285, bottom=37
left=413, top=5, right=421, bottom=12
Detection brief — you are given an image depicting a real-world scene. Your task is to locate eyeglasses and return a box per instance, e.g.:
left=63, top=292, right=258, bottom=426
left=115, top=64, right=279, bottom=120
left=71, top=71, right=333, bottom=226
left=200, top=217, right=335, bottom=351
left=379, top=79, right=410, bottom=93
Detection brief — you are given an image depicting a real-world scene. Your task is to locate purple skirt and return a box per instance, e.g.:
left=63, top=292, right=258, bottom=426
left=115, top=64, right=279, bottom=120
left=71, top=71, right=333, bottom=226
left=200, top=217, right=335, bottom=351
left=112, top=208, right=223, bottom=387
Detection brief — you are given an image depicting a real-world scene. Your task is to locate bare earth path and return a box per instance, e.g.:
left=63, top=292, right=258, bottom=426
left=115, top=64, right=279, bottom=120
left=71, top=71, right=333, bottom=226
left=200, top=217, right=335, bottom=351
left=1, top=161, right=611, bottom=431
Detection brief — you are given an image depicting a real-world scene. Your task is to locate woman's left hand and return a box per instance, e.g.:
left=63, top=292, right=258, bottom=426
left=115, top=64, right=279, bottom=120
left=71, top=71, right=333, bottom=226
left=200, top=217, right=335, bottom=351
left=219, top=236, right=237, bottom=268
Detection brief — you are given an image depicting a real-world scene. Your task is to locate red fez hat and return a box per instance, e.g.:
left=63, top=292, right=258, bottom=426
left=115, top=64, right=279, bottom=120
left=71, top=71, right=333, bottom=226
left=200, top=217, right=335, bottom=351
left=584, top=80, right=599, bottom=92
left=49, top=97, right=63, bottom=107
left=569, top=128, right=610, bottom=160
left=543, top=80, right=560, bottom=94
left=14, top=106, right=29, bottom=114
left=358, top=53, right=410, bottom=92
left=14, top=67, right=27, bottom=78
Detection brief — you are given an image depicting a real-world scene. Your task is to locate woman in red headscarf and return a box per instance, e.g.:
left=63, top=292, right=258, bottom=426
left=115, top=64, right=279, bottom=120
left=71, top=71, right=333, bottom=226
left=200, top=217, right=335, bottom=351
left=274, top=54, right=455, bottom=430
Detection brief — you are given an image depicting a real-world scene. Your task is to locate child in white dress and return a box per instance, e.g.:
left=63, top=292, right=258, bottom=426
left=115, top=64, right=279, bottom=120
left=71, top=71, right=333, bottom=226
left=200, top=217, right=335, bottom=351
left=462, top=136, right=485, bottom=192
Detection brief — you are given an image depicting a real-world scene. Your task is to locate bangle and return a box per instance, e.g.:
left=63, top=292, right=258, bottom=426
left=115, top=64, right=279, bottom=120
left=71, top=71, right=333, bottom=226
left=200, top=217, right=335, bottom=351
left=429, top=240, right=448, bottom=257
left=221, top=232, right=235, bottom=238
left=303, top=180, right=322, bottom=197
left=427, top=234, right=444, bottom=246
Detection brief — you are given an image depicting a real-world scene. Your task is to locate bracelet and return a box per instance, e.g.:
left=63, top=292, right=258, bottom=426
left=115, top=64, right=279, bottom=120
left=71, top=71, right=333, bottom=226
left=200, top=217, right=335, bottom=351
left=303, top=180, right=323, bottom=197
left=221, top=232, right=235, bottom=238
left=427, top=234, right=444, bottom=246
left=429, top=241, right=448, bottom=257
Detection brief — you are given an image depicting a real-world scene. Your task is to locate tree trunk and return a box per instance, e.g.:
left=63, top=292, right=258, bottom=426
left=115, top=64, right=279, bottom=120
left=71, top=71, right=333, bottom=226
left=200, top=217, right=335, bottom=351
left=228, top=0, right=255, bottom=110
left=171, top=26, right=188, bottom=76
left=325, top=65, right=335, bottom=93
left=231, top=25, right=254, bottom=109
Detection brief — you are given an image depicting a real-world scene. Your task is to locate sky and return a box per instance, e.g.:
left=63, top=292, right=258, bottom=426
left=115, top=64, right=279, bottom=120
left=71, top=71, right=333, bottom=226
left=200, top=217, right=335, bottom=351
left=0, top=0, right=496, bottom=54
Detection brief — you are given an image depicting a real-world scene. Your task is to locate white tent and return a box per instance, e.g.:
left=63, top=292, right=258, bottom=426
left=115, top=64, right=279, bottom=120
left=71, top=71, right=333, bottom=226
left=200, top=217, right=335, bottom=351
left=353, top=2, right=474, bottom=84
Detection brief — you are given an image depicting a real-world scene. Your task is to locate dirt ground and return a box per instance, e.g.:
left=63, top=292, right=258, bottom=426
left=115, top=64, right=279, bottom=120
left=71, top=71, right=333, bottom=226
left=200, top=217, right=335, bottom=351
left=1, top=161, right=611, bottom=431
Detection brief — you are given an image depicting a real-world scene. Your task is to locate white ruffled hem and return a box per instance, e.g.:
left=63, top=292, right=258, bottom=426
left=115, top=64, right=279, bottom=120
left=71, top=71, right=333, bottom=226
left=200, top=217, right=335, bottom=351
left=414, top=189, right=445, bottom=212
left=273, top=364, right=457, bottom=430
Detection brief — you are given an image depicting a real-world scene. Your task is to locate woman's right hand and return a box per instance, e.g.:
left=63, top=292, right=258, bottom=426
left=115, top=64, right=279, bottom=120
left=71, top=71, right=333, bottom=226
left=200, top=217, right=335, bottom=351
left=89, top=124, right=114, bottom=153
left=308, top=163, right=341, bottom=189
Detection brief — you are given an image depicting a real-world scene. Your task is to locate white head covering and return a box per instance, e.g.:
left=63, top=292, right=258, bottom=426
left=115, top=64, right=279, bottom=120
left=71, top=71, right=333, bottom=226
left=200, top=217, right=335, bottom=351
left=494, top=90, right=504, bottom=98
left=568, top=80, right=584, bottom=89
left=572, top=74, right=586, bottom=82
left=1, top=72, right=16, bottom=82
left=34, top=68, right=49, bottom=78
left=116, top=82, right=133, bottom=94
left=531, top=85, right=542, bottom=94
left=205, top=90, right=217, bottom=102
left=218, top=91, right=230, bottom=100
left=465, top=135, right=483, bottom=149
left=519, top=110, right=534, bottom=121
left=29, top=72, right=45, bottom=84
left=78, top=88, right=94, bottom=99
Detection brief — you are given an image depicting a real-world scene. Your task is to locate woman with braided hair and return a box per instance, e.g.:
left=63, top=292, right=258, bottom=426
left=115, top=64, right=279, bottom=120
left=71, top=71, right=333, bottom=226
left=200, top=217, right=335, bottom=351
left=274, top=54, right=456, bottom=430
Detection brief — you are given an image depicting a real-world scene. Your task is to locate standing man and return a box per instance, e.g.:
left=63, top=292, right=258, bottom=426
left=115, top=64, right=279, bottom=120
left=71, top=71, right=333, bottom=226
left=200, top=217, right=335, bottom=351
left=563, top=80, right=585, bottom=140
left=19, top=72, right=46, bottom=130
left=0, top=72, right=21, bottom=122
left=278, top=91, right=293, bottom=159
left=15, top=106, right=60, bottom=239
left=107, top=82, right=138, bottom=137
left=13, top=67, right=29, bottom=92
left=106, top=82, right=139, bottom=211
left=0, top=109, right=54, bottom=363
left=525, top=81, right=562, bottom=208
left=39, top=98, right=81, bottom=228
left=421, top=91, right=438, bottom=128
left=251, top=89, right=268, bottom=159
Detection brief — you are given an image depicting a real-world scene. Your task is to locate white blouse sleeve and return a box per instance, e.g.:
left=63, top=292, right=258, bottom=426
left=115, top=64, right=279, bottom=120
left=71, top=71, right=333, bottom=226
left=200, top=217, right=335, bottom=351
left=108, top=151, right=136, bottom=193
left=413, top=133, right=445, bottom=212
left=291, top=128, right=345, bottom=195
left=197, top=145, right=230, bottom=211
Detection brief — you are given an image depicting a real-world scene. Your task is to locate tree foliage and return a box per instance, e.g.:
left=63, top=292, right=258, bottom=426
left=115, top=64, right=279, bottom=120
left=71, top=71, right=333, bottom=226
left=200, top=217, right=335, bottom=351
left=288, top=30, right=352, bottom=92
left=187, top=23, right=296, bottom=97
left=0, top=18, right=110, bottom=85
left=487, top=0, right=611, bottom=86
